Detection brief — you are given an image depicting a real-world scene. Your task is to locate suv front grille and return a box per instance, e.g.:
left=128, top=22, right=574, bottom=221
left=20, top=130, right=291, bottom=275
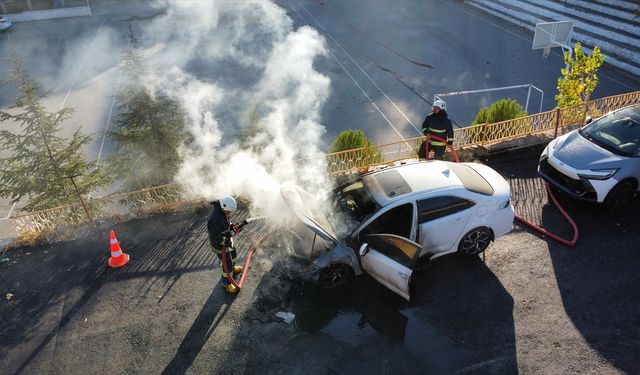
left=539, top=158, right=595, bottom=198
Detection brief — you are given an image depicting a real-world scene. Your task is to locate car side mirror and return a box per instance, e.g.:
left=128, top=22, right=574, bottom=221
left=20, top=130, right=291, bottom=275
left=359, top=243, right=369, bottom=256
left=584, top=116, right=593, bottom=125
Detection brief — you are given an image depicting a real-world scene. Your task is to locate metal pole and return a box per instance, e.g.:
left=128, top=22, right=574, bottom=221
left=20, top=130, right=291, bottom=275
left=525, top=85, right=532, bottom=113
left=554, top=108, right=561, bottom=138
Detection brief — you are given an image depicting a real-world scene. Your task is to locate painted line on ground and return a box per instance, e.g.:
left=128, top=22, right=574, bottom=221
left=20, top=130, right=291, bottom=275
left=297, top=2, right=422, bottom=136
left=287, top=1, right=410, bottom=143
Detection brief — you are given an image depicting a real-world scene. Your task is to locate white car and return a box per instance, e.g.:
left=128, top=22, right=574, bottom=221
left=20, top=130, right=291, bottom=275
left=0, top=16, right=12, bottom=31
left=282, top=160, right=514, bottom=300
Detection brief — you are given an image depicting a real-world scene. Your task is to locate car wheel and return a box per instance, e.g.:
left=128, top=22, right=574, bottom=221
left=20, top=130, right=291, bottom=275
left=604, top=181, right=635, bottom=211
left=458, top=227, right=492, bottom=256
left=318, top=263, right=354, bottom=288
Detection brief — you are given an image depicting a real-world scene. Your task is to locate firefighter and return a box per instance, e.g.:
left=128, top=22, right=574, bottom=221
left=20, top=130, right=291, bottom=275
left=419, top=99, right=453, bottom=160
left=207, top=196, right=243, bottom=294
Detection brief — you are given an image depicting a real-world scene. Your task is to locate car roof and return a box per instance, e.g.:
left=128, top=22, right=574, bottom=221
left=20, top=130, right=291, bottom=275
left=362, top=161, right=473, bottom=206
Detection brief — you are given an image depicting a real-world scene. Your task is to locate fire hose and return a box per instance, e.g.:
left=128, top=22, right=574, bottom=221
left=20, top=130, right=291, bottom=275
left=424, top=134, right=578, bottom=246
left=221, top=218, right=278, bottom=291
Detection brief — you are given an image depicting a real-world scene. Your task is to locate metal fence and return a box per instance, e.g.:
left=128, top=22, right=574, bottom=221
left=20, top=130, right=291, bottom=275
left=9, top=91, right=640, bottom=241
left=10, top=184, right=196, bottom=241
left=323, top=91, right=640, bottom=174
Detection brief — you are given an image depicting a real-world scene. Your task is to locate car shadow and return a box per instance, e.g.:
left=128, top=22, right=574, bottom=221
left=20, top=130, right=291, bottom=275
left=487, top=144, right=640, bottom=371
left=219, top=248, right=515, bottom=373
left=541, top=192, right=640, bottom=372
left=409, top=253, right=517, bottom=373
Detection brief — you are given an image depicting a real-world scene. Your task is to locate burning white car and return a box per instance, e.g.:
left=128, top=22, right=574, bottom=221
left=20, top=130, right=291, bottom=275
left=282, top=160, right=514, bottom=300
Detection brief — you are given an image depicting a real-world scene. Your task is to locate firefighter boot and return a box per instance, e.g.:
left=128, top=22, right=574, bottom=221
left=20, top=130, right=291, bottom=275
left=233, top=265, right=243, bottom=275
left=224, top=283, right=238, bottom=294
left=221, top=274, right=239, bottom=294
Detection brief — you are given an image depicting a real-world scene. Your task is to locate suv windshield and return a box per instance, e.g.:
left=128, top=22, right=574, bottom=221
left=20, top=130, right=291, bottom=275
left=581, top=106, right=640, bottom=156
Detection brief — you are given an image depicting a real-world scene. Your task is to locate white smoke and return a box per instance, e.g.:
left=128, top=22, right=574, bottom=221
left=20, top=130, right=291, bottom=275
left=145, top=0, right=332, bottom=223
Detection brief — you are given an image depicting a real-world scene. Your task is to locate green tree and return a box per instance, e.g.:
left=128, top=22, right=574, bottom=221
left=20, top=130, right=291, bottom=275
left=555, top=42, right=605, bottom=108
left=108, top=25, right=189, bottom=190
left=472, top=98, right=527, bottom=125
left=329, top=129, right=383, bottom=163
left=0, top=52, right=108, bottom=211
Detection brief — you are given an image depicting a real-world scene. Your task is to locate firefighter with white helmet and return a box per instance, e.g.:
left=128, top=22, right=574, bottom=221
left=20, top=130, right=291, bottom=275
left=419, top=99, right=454, bottom=160
left=207, top=196, right=243, bottom=293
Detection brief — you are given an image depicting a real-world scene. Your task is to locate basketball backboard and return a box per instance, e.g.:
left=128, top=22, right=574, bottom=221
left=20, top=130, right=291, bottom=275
left=532, top=21, right=573, bottom=49
left=532, top=20, right=573, bottom=59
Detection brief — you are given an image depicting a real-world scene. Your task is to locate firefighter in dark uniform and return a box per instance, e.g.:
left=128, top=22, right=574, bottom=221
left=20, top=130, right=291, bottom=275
left=207, top=196, right=243, bottom=294
left=419, top=99, right=454, bottom=160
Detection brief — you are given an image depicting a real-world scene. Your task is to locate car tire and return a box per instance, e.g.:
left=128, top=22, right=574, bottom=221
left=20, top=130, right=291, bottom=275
left=458, top=227, right=492, bottom=256
left=604, top=181, right=635, bottom=211
left=318, top=263, right=354, bottom=288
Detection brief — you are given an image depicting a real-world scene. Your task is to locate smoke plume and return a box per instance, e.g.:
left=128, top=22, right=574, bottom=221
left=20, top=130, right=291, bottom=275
left=145, top=0, right=332, bottom=223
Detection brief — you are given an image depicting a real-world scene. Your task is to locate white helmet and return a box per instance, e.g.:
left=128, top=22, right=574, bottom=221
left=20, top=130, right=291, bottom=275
left=219, top=196, right=237, bottom=214
left=433, top=99, right=446, bottom=111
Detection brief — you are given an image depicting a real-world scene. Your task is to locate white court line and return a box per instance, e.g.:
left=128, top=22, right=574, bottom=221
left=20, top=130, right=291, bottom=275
left=58, top=19, right=107, bottom=111
left=297, top=3, right=423, bottom=137
left=287, top=1, right=409, bottom=144
left=0, top=203, right=16, bottom=222
left=441, top=0, right=639, bottom=91
left=96, top=31, right=132, bottom=165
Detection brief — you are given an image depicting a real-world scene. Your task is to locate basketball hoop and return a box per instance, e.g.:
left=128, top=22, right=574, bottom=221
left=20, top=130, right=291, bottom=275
left=532, top=21, right=573, bottom=61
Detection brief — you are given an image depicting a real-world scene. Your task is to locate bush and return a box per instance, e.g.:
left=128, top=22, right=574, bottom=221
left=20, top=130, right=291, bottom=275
left=328, top=130, right=383, bottom=166
left=472, top=98, right=527, bottom=125
left=469, top=99, right=529, bottom=143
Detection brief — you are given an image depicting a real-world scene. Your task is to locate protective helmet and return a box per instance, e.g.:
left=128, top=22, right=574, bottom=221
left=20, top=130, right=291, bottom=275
left=219, top=196, right=237, bottom=214
left=433, top=99, right=446, bottom=111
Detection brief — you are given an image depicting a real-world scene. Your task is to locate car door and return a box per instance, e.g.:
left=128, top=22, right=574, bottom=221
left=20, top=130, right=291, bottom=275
left=417, top=196, right=474, bottom=255
left=359, top=234, right=422, bottom=301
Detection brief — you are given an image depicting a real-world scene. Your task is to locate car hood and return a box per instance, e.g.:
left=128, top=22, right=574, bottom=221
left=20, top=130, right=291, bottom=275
left=552, top=130, right=625, bottom=170
left=280, top=183, right=338, bottom=243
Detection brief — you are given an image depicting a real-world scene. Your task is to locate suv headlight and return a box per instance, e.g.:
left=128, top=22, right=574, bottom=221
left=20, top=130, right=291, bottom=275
left=577, top=169, right=619, bottom=180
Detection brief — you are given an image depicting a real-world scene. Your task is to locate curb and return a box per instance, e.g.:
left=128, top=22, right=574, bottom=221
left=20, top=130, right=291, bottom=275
left=2, top=6, right=91, bottom=22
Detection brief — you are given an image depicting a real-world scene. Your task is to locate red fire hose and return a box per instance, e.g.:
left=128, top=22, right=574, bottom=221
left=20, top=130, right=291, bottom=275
left=424, top=134, right=578, bottom=247
left=221, top=228, right=279, bottom=290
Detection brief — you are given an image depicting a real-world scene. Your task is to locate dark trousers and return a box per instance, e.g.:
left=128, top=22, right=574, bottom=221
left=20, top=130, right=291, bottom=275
left=418, top=141, right=446, bottom=160
left=215, top=247, right=237, bottom=285
left=430, top=144, right=446, bottom=160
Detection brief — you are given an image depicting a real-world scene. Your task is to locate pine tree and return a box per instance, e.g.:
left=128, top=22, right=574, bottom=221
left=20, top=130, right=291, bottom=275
left=0, top=52, right=108, bottom=211
left=108, top=24, right=189, bottom=190
left=555, top=42, right=605, bottom=108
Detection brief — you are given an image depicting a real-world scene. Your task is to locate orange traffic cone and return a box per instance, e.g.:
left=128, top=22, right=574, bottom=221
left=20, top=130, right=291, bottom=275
left=108, top=230, right=130, bottom=268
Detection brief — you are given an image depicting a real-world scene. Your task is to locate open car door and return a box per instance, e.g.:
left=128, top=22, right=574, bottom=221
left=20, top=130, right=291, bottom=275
left=359, top=234, right=422, bottom=301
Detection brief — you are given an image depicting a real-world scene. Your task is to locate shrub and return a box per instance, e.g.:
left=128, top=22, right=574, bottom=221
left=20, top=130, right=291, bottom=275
left=469, top=99, right=530, bottom=143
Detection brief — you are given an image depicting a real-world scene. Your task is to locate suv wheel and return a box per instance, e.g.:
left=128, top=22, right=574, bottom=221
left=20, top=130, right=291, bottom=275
left=604, top=181, right=635, bottom=211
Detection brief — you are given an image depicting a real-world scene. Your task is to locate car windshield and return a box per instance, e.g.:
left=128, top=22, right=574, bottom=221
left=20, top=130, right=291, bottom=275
left=333, top=178, right=379, bottom=233
left=581, top=106, right=640, bottom=157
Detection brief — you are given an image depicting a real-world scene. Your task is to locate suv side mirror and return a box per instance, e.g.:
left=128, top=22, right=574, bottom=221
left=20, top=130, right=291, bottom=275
left=585, top=116, right=593, bottom=125
left=359, top=243, right=369, bottom=256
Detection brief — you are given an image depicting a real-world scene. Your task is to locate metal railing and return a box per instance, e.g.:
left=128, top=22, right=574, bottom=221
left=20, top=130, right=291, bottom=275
left=8, top=91, right=640, bottom=241
left=323, top=91, right=640, bottom=174
left=10, top=184, right=195, bottom=241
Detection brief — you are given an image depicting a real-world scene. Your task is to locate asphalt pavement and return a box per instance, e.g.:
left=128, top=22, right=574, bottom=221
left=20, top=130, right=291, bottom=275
left=1, top=146, right=639, bottom=374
